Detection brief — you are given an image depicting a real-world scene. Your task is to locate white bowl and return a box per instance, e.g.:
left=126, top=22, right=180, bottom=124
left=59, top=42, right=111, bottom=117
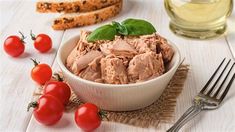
left=57, top=35, right=181, bottom=111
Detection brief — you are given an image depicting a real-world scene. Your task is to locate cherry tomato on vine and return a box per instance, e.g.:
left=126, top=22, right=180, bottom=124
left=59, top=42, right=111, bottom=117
left=30, top=58, right=52, bottom=85
left=74, top=103, right=107, bottom=131
left=30, top=30, right=52, bottom=53
left=43, top=73, right=71, bottom=105
left=3, top=32, right=25, bottom=57
left=28, top=94, right=64, bottom=125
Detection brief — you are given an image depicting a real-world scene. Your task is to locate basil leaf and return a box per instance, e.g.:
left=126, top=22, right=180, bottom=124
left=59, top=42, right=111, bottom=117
left=121, top=18, right=156, bottom=35
left=112, top=21, right=128, bottom=35
left=87, top=19, right=157, bottom=42
left=87, top=25, right=116, bottom=42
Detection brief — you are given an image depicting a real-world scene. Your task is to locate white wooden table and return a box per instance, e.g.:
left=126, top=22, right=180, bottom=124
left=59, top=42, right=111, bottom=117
left=1, top=0, right=235, bottom=131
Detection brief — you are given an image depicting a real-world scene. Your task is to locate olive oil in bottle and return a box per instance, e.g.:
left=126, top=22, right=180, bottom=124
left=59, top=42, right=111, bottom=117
left=164, top=0, right=233, bottom=39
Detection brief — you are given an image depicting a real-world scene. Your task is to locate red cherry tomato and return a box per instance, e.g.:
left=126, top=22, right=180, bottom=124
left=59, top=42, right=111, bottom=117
left=75, top=103, right=103, bottom=131
left=31, top=31, right=52, bottom=53
left=27, top=94, right=64, bottom=125
left=43, top=74, right=71, bottom=105
left=3, top=32, right=25, bottom=57
left=31, top=59, right=52, bottom=85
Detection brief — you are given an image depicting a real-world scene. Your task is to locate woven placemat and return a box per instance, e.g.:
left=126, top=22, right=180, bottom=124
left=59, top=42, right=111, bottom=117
left=34, top=64, right=189, bottom=129
left=106, top=64, right=189, bottom=128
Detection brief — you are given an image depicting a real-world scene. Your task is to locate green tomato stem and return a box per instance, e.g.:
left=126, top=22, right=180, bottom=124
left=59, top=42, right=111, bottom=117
left=30, top=30, right=36, bottom=40
left=19, top=31, right=26, bottom=43
left=98, top=110, right=109, bottom=121
left=27, top=101, right=38, bottom=112
left=53, top=73, right=64, bottom=82
left=30, top=58, right=40, bottom=66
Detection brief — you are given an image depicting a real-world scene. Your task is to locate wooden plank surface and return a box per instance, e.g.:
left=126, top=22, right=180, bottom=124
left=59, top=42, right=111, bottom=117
left=0, top=1, right=64, bottom=131
left=0, top=0, right=23, bottom=32
left=1, top=0, right=235, bottom=132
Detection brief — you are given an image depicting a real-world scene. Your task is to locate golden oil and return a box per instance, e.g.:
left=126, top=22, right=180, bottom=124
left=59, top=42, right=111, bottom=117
left=164, top=0, right=233, bottom=39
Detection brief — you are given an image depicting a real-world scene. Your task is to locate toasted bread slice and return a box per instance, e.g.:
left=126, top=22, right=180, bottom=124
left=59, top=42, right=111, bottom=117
left=52, top=1, right=122, bottom=30
left=36, top=0, right=121, bottom=13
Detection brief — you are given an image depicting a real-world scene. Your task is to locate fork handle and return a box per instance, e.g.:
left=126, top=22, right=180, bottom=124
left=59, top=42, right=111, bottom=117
left=167, top=105, right=202, bottom=132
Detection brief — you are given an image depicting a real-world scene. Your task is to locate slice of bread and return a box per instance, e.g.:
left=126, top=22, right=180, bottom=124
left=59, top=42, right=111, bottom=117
left=36, top=0, right=121, bottom=13
left=52, top=1, right=122, bottom=30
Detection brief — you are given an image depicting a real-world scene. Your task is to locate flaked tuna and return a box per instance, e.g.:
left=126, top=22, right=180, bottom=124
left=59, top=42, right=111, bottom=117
left=124, top=33, right=174, bottom=63
left=66, top=30, right=103, bottom=74
left=79, top=56, right=103, bottom=83
left=100, top=55, right=129, bottom=84
left=75, top=50, right=103, bottom=74
left=156, top=35, right=174, bottom=62
left=100, top=38, right=137, bottom=58
left=66, top=31, right=174, bottom=84
left=128, top=52, right=165, bottom=83
left=124, top=34, right=157, bottom=53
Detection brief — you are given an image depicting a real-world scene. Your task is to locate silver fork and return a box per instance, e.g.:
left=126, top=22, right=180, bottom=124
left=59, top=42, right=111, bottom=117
left=167, top=58, right=235, bottom=132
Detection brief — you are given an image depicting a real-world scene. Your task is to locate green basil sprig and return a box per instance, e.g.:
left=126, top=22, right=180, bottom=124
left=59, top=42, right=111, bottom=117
left=112, top=21, right=128, bottom=35
left=87, top=25, right=117, bottom=42
left=87, top=18, right=156, bottom=42
left=121, top=19, right=156, bottom=35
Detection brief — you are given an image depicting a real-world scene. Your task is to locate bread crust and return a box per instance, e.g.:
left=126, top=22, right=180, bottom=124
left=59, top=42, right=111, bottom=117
left=52, top=1, right=122, bottom=30
left=37, top=0, right=121, bottom=13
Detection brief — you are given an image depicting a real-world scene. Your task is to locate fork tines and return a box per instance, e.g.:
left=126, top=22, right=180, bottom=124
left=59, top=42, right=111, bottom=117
left=200, top=58, right=235, bottom=101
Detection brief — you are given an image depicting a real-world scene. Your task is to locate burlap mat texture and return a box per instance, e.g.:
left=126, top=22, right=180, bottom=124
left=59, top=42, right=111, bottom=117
left=34, top=64, right=189, bottom=128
